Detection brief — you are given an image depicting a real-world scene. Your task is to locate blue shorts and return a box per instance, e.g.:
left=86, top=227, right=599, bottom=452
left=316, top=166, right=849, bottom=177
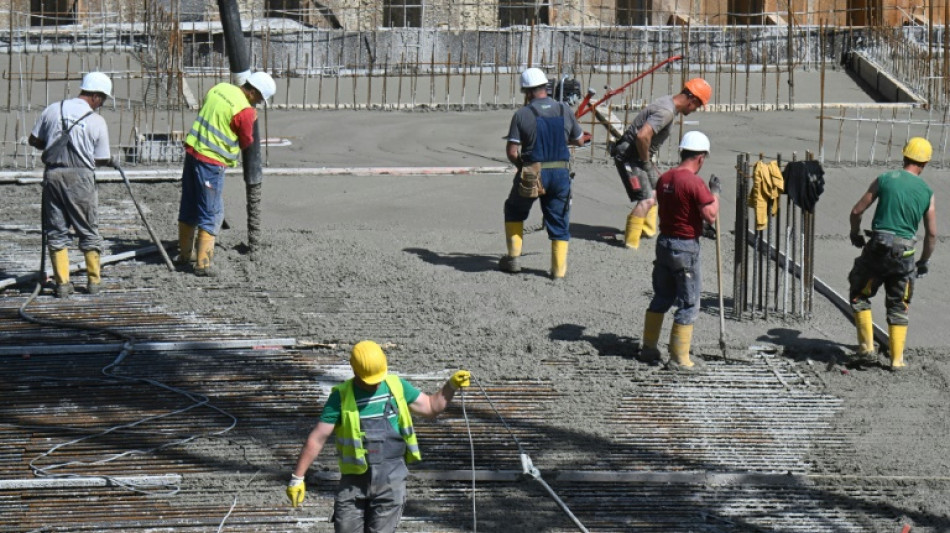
left=178, top=153, right=226, bottom=235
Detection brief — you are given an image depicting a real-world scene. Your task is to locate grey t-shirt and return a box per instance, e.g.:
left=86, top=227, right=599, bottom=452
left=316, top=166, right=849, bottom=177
left=507, top=97, right=583, bottom=152
left=32, top=97, right=110, bottom=170
left=621, top=94, right=677, bottom=160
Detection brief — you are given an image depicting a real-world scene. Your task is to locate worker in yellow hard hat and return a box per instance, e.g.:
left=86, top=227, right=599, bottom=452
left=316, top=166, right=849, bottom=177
left=847, top=137, right=937, bottom=371
left=286, top=340, right=470, bottom=532
left=612, top=78, right=712, bottom=250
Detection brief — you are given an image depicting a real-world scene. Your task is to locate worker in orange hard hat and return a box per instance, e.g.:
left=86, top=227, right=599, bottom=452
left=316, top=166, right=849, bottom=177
left=847, top=137, right=937, bottom=371
left=611, top=77, right=712, bottom=250
left=286, top=340, right=470, bottom=532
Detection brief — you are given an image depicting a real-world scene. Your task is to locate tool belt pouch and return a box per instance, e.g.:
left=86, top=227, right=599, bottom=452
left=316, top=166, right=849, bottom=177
left=518, top=162, right=544, bottom=198
left=868, top=232, right=915, bottom=271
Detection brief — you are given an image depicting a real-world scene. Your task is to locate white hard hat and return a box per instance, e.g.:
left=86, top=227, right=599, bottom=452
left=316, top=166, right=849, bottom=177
left=246, top=71, right=276, bottom=103
left=520, top=68, right=548, bottom=89
left=80, top=71, right=113, bottom=98
left=679, top=131, right=711, bottom=153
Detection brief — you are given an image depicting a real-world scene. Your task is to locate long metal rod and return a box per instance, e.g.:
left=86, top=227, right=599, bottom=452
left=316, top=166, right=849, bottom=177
left=117, top=165, right=175, bottom=271
left=0, top=245, right=162, bottom=290
left=0, top=338, right=297, bottom=356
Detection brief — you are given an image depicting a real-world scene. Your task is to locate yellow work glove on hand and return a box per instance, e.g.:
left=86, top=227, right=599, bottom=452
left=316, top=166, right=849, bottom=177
left=286, top=474, right=306, bottom=507
left=450, top=370, right=471, bottom=390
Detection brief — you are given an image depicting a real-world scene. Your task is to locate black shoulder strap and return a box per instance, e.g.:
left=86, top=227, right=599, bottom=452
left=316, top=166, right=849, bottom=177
left=59, top=100, right=95, bottom=135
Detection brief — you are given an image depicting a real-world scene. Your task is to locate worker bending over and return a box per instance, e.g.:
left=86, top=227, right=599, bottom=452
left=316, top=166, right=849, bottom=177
left=177, top=72, right=276, bottom=276
left=613, top=78, right=711, bottom=249
left=500, top=67, right=585, bottom=280
left=847, top=137, right=937, bottom=371
left=286, top=340, right=470, bottom=533
left=29, top=71, right=118, bottom=297
left=640, top=132, right=719, bottom=372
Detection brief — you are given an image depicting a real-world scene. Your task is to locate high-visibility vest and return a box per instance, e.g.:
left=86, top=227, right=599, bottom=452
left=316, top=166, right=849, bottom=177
left=185, top=83, right=250, bottom=167
left=334, top=375, right=422, bottom=475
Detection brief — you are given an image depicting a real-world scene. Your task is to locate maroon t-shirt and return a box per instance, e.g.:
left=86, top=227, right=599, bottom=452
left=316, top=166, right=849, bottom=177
left=656, top=167, right=715, bottom=239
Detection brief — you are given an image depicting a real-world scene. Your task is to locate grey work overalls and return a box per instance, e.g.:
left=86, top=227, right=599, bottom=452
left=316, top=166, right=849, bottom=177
left=333, top=393, right=409, bottom=533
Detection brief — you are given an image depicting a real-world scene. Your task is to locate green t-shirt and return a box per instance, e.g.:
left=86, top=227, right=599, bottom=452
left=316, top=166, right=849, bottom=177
left=320, top=377, right=421, bottom=433
left=871, top=169, right=933, bottom=239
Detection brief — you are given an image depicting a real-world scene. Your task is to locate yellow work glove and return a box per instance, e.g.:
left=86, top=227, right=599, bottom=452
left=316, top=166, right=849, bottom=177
left=450, top=370, right=471, bottom=390
left=286, top=474, right=306, bottom=507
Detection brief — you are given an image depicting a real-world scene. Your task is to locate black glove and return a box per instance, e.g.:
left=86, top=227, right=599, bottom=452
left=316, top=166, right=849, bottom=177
left=849, top=232, right=866, bottom=248
left=708, top=174, right=722, bottom=195
left=916, top=259, right=929, bottom=278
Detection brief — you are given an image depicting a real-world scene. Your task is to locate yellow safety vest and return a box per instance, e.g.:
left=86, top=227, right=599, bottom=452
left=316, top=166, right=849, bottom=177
left=334, top=375, right=422, bottom=475
left=185, top=83, right=251, bottom=167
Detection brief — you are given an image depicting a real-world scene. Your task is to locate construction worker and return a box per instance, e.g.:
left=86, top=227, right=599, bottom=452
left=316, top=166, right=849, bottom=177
left=847, top=137, right=937, bottom=371
left=613, top=78, right=712, bottom=249
left=639, top=131, right=719, bottom=372
left=28, top=71, right=117, bottom=298
left=177, top=71, right=276, bottom=276
left=286, top=340, right=470, bottom=532
left=500, top=67, right=586, bottom=280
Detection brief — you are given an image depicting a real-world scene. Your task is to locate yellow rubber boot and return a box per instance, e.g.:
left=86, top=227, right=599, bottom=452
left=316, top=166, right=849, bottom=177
left=550, top=240, right=568, bottom=279
left=505, top=221, right=523, bottom=258
left=49, top=248, right=73, bottom=298
left=854, top=310, right=875, bottom=360
left=888, top=324, right=908, bottom=371
left=50, top=248, right=70, bottom=285
left=668, top=323, right=695, bottom=371
left=194, top=229, right=216, bottom=276
left=642, top=204, right=658, bottom=238
left=624, top=213, right=645, bottom=249
left=640, top=311, right=665, bottom=362
left=500, top=221, right=524, bottom=273
left=177, top=222, right=196, bottom=265
left=84, top=250, right=101, bottom=294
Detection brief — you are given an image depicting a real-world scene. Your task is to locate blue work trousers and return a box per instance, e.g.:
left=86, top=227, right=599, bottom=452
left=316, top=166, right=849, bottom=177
left=178, top=153, right=226, bottom=236
left=503, top=167, right=572, bottom=241
left=647, top=235, right=703, bottom=325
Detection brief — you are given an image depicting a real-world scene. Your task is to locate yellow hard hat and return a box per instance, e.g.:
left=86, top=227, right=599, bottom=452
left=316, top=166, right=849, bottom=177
left=902, top=137, right=932, bottom=163
left=350, top=340, right=388, bottom=384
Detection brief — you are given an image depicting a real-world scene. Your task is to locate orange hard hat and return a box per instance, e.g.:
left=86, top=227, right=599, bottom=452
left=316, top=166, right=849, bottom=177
left=683, top=78, right=712, bottom=106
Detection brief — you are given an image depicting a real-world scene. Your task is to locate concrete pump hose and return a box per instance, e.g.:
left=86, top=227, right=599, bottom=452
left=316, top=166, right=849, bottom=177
left=246, top=181, right=262, bottom=256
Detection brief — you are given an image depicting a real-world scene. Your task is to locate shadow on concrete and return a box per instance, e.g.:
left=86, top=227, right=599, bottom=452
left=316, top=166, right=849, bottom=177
left=548, top=323, right=639, bottom=358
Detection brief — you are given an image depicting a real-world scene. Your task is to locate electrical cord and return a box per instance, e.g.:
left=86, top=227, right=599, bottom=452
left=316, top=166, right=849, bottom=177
left=18, top=178, right=237, bottom=496
left=467, top=375, right=589, bottom=533
left=459, top=387, right=477, bottom=533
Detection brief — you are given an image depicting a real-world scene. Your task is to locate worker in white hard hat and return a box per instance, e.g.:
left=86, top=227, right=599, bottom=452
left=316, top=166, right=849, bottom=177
left=639, top=131, right=719, bottom=372
left=28, top=71, right=118, bottom=298
left=286, top=340, right=470, bottom=532
left=500, top=67, right=586, bottom=280
left=613, top=78, right=712, bottom=250
left=176, top=71, right=276, bottom=276
left=846, top=136, right=937, bottom=371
